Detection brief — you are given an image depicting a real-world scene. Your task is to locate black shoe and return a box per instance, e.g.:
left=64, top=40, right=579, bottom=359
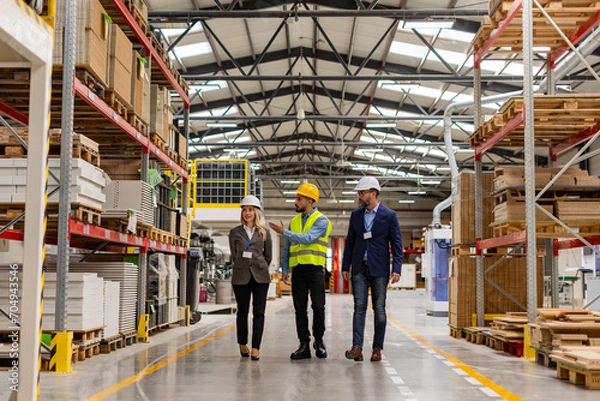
left=313, top=338, right=327, bottom=359
left=290, top=342, right=311, bottom=360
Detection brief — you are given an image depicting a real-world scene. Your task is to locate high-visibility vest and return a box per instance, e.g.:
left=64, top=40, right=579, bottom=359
left=289, top=210, right=332, bottom=268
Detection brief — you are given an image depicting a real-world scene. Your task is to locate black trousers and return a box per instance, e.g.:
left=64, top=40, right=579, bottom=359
left=232, top=276, right=270, bottom=349
left=291, top=264, right=326, bottom=344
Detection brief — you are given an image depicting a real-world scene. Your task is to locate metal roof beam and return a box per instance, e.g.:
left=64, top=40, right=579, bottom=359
left=149, top=9, right=488, bottom=20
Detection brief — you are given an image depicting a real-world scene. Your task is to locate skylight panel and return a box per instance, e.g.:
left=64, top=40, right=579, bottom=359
left=189, top=81, right=228, bottom=93
left=190, top=106, right=239, bottom=118
left=171, top=41, right=212, bottom=59
left=160, top=24, right=203, bottom=39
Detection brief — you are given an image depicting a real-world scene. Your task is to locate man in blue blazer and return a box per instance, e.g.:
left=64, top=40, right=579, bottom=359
left=342, top=176, right=403, bottom=362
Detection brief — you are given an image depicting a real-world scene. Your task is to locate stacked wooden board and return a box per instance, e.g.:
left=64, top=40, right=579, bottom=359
left=529, top=308, right=600, bottom=389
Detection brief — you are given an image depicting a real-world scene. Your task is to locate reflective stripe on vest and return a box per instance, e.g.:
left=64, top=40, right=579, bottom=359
left=289, top=210, right=332, bottom=268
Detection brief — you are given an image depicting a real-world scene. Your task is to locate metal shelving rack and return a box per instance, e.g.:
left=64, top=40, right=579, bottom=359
left=51, top=0, right=192, bottom=340
left=472, top=0, right=600, bottom=325
left=0, top=1, right=53, bottom=399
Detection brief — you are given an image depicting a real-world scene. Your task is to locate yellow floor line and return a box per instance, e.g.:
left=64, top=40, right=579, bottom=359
left=387, top=317, right=524, bottom=401
left=85, top=325, right=235, bottom=401
left=86, top=300, right=290, bottom=401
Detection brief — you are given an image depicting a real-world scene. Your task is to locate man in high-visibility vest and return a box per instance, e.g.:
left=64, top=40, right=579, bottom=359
left=269, top=183, right=332, bottom=360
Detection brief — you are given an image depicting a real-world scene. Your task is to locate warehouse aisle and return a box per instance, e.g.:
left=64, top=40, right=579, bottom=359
left=3, top=291, right=598, bottom=400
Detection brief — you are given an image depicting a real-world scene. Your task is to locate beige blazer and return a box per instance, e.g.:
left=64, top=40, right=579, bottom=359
left=228, top=225, right=272, bottom=285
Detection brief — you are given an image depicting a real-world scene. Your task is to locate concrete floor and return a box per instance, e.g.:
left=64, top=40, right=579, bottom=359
left=2, top=290, right=598, bottom=400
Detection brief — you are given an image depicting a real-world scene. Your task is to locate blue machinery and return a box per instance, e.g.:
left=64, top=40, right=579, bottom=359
left=422, top=227, right=452, bottom=317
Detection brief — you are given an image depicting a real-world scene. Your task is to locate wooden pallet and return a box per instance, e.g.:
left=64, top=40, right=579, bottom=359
left=485, top=334, right=505, bottom=351
left=149, top=227, right=174, bottom=245
left=178, top=155, right=188, bottom=169
left=473, top=1, right=600, bottom=55
left=104, top=90, right=131, bottom=121
left=166, top=147, right=178, bottom=163
left=118, top=330, right=137, bottom=348
left=449, top=326, right=467, bottom=340
left=101, top=216, right=152, bottom=237
left=471, top=95, right=600, bottom=148
left=0, top=144, right=24, bottom=157
left=74, top=68, right=105, bottom=98
left=71, top=204, right=103, bottom=226
left=151, top=133, right=167, bottom=152
left=128, top=113, right=149, bottom=137
left=534, top=347, right=557, bottom=368
left=464, top=327, right=488, bottom=344
left=492, top=185, right=600, bottom=204
left=492, top=220, right=600, bottom=238
left=76, top=342, right=100, bottom=361
left=147, top=31, right=170, bottom=65
left=100, top=334, right=122, bottom=354
left=556, top=360, right=600, bottom=390
left=129, top=2, right=148, bottom=33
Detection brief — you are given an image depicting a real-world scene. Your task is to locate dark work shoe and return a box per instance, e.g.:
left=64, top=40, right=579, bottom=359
left=370, top=348, right=382, bottom=362
left=290, top=342, right=311, bottom=360
left=345, top=346, right=363, bottom=361
left=313, top=338, right=328, bottom=359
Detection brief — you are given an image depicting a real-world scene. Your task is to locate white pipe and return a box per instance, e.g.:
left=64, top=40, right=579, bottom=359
left=537, top=27, right=600, bottom=91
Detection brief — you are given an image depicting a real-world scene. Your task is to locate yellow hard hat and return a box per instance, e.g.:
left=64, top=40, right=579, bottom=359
left=296, top=183, right=319, bottom=202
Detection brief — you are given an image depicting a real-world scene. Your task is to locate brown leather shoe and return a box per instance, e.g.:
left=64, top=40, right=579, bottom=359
left=370, top=348, right=382, bottom=362
left=345, top=346, right=363, bottom=361
left=239, top=345, right=250, bottom=358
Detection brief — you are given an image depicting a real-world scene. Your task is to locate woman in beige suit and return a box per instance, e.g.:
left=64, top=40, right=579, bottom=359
left=228, top=195, right=272, bottom=360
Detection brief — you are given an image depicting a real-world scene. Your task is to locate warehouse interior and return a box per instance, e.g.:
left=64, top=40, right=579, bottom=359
left=2, top=0, right=600, bottom=400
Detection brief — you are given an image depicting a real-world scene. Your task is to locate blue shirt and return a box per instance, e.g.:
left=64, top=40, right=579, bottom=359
left=281, top=208, right=329, bottom=274
left=363, top=203, right=380, bottom=261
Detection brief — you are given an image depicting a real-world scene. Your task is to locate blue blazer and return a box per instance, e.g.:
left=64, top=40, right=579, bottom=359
left=341, top=203, right=403, bottom=277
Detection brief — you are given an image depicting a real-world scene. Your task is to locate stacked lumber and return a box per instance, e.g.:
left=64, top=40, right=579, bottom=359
left=488, top=313, right=527, bottom=341
left=530, top=308, right=600, bottom=353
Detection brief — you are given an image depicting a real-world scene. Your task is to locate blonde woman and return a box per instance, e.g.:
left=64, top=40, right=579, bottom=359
left=228, top=195, right=272, bottom=360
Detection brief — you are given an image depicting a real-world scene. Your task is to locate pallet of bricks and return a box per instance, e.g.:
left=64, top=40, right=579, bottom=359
left=529, top=308, right=600, bottom=390
left=491, top=166, right=600, bottom=238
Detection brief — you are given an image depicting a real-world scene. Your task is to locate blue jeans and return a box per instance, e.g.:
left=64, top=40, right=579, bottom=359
left=351, top=270, right=388, bottom=350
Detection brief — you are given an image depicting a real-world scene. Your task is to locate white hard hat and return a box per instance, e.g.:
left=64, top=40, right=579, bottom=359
left=240, top=195, right=262, bottom=210
left=354, top=176, right=381, bottom=192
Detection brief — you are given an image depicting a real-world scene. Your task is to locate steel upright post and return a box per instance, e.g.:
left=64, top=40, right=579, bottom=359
left=56, top=0, right=78, bottom=332
left=474, top=66, right=485, bottom=327
left=523, top=0, right=538, bottom=323
left=180, top=107, right=190, bottom=307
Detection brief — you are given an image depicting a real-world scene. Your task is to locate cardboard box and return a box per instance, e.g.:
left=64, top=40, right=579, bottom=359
left=130, top=51, right=145, bottom=118
left=449, top=255, right=544, bottom=328
left=451, top=171, right=494, bottom=245
left=150, top=84, right=167, bottom=141
left=54, top=0, right=109, bottom=85
left=178, top=132, right=187, bottom=158
left=107, top=24, right=133, bottom=105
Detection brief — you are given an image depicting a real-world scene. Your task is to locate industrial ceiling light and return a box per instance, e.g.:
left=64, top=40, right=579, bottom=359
left=407, top=190, right=427, bottom=195
left=339, top=199, right=356, bottom=203
left=420, top=179, right=441, bottom=185
left=346, top=180, right=359, bottom=185
left=366, top=123, right=397, bottom=128
left=379, top=81, right=421, bottom=91
left=398, top=199, right=415, bottom=204
left=206, top=123, right=237, bottom=128
left=281, top=179, right=300, bottom=184
left=403, top=19, right=455, bottom=29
